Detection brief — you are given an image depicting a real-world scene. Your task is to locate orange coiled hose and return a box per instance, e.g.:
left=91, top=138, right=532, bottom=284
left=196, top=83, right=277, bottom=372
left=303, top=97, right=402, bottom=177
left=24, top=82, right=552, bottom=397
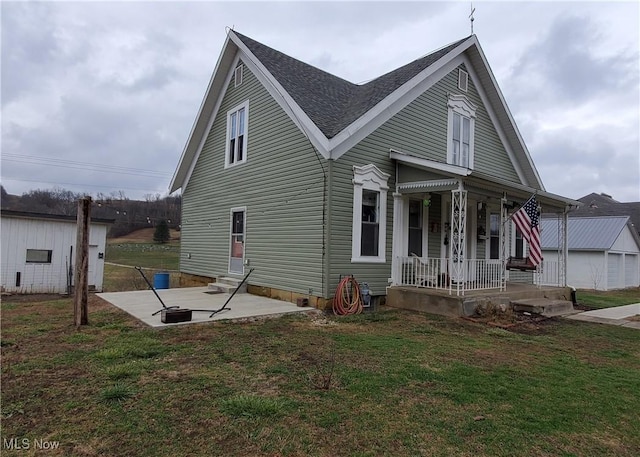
left=333, top=276, right=363, bottom=315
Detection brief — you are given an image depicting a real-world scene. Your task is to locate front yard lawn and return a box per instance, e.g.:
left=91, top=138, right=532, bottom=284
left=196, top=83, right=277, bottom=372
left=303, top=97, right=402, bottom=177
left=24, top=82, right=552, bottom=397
left=1, top=295, right=639, bottom=456
left=577, top=288, right=640, bottom=309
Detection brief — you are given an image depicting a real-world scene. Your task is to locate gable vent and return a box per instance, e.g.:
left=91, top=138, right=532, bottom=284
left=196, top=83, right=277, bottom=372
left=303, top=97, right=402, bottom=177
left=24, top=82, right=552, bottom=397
left=458, top=69, right=468, bottom=92
left=234, top=64, right=244, bottom=88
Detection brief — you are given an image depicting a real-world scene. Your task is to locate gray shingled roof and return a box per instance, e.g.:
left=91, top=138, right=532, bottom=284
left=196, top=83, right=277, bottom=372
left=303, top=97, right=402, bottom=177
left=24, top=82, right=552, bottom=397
left=571, top=193, right=640, bottom=236
left=234, top=32, right=469, bottom=139
left=541, top=216, right=632, bottom=250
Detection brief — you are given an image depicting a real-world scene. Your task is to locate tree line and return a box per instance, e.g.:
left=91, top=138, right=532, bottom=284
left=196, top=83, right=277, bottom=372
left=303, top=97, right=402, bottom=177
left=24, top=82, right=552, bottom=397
left=1, top=186, right=181, bottom=238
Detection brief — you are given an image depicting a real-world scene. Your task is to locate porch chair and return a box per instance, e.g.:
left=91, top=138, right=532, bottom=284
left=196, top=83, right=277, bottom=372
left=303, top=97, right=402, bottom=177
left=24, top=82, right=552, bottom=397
left=411, top=253, right=438, bottom=287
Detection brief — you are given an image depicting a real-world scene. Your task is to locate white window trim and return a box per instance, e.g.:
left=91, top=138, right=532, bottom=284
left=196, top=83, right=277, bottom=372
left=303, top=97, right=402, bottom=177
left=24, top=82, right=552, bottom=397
left=224, top=100, right=249, bottom=169
left=446, top=94, right=477, bottom=169
left=484, top=207, right=502, bottom=262
left=351, top=164, right=390, bottom=263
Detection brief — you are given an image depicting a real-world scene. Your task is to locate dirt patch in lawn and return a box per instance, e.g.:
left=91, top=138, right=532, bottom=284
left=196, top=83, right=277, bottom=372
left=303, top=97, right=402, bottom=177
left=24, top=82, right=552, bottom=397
left=1, top=293, right=69, bottom=303
left=463, top=311, right=559, bottom=335
left=626, top=315, right=640, bottom=322
left=508, top=314, right=560, bottom=335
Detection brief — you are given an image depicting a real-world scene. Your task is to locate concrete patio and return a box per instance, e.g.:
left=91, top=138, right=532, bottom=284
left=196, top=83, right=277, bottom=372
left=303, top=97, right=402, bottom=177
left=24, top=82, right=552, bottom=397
left=97, top=287, right=317, bottom=328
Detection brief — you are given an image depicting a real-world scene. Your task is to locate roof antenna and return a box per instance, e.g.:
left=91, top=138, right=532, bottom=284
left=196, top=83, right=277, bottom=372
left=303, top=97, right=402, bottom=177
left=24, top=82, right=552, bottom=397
left=469, top=2, right=476, bottom=35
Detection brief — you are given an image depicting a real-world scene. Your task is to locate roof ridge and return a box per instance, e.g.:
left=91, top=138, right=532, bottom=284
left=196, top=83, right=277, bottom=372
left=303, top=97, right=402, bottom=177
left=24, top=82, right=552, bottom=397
left=233, top=31, right=470, bottom=138
left=359, top=36, right=471, bottom=88
left=232, top=31, right=357, bottom=87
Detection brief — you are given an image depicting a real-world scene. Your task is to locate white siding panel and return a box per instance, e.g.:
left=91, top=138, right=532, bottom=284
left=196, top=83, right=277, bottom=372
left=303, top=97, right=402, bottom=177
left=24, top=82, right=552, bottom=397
left=612, top=225, right=640, bottom=253
left=0, top=216, right=108, bottom=294
left=625, top=254, right=639, bottom=288
left=570, top=251, right=606, bottom=290
left=607, top=253, right=622, bottom=290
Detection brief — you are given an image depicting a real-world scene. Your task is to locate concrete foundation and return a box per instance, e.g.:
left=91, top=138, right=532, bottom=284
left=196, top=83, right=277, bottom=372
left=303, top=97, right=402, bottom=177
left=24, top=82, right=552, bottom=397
left=247, top=284, right=331, bottom=310
left=387, top=284, right=574, bottom=317
left=179, top=272, right=213, bottom=287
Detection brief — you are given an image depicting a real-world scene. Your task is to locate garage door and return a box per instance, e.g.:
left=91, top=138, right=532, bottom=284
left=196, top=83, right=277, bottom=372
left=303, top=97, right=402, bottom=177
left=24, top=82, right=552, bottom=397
left=625, top=254, right=639, bottom=287
left=607, top=253, right=622, bottom=290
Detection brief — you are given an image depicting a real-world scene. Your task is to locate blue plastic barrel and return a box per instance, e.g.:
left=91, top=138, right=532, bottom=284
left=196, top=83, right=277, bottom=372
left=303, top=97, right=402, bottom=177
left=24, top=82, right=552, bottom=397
left=153, top=272, right=170, bottom=289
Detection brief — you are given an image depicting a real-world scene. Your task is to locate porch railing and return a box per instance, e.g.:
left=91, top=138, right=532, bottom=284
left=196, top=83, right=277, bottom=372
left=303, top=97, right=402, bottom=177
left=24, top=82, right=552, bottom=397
left=535, top=259, right=561, bottom=287
left=401, top=256, right=447, bottom=291
left=399, top=257, right=504, bottom=295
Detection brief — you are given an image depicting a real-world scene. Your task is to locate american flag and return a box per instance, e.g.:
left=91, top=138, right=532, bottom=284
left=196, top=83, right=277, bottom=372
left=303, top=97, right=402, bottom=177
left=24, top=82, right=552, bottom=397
left=512, top=195, right=542, bottom=266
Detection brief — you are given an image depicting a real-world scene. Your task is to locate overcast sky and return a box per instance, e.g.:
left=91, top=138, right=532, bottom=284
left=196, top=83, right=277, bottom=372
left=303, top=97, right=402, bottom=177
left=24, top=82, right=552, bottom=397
left=2, top=1, right=639, bottom=203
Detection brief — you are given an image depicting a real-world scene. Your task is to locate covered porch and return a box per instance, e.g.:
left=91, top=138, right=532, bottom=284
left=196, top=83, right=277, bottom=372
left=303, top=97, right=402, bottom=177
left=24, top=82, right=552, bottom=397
left=388, top=153, right=580, bottom=298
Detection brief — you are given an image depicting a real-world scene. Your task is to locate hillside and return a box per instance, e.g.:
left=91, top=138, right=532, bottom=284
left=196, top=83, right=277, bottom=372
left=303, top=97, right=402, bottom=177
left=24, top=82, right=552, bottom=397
left=108, top=228, right=181, bottom=243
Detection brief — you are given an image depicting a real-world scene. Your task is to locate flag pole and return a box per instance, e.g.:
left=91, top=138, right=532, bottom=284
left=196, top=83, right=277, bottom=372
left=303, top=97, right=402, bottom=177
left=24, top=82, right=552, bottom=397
left=503, top=193, right=536, bottom=225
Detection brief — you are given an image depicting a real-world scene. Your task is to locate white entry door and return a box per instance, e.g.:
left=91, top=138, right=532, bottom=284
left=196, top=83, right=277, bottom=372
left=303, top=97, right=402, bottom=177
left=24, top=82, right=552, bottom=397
left=229, top=208, right=245, bottom=275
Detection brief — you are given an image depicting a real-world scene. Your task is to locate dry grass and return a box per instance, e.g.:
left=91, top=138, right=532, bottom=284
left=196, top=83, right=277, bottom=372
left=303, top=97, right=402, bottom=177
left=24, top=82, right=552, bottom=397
left=102, top=264, right=181, bottom=292
left=1, top=295, right=639, bottom=457
left=109, top=228, right=181, bottom=243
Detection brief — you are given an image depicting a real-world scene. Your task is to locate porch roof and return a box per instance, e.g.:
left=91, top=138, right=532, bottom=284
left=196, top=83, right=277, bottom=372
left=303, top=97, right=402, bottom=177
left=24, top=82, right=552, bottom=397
left=390, top=150, right=582, bottom=212
left=396, top=178, right=459, bottom=193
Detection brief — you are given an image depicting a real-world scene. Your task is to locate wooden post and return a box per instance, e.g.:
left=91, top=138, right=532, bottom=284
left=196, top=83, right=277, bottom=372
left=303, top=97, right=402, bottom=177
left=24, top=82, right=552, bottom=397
left=74, top=196, right=91, bottom=326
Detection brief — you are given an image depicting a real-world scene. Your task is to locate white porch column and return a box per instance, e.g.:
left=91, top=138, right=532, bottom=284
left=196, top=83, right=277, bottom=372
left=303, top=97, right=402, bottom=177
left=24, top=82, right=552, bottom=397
left=390, top=192, right=404, bottom=286
left=450, top=188, right=467, bottom=295
left=561, top=208, right=569, bottom=287
left=500, top=195, right=509, bottom=291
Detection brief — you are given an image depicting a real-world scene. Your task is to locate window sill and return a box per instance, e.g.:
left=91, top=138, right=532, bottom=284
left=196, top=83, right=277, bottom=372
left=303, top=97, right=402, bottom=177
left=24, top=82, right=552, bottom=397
left=224, top=160, right=247, bottom=169
left=446, top=161, right=473, bottom=170
left=351, top=256, right=387, bottom=264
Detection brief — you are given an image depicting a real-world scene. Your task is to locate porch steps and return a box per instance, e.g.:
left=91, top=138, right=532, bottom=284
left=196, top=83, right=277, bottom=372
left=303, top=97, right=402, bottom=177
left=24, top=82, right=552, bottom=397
left=511, top=298, right=576, bottom=317
left=207, top=276, right=247, bottom=294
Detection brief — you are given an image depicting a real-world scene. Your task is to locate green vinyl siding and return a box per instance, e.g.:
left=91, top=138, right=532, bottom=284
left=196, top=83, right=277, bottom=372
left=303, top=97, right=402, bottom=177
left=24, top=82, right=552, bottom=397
left=181, top=56, right=529, bottom=299
left=182, top=60, right=325, bottom=295
left=397, top=164, right=449, bottom=183
left=383, top=64, right=520, bottom=182
left=328, top=136, right=395, bottom=297
left=327, top=65, right=521, bottom=295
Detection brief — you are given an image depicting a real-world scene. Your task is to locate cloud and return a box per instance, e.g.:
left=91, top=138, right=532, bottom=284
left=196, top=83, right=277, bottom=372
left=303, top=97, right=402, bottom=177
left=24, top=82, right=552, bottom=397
left=497, top=9, right=639, bottom=201
left=506, top=13, right=638, bottom=110
left=1, top=2, right=61, bottom=106
left=1, top=1, right=638, bottom=203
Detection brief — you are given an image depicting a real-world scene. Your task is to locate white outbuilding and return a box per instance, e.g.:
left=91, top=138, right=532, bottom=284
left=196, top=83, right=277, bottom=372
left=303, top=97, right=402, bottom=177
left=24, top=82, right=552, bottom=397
left=1, top=210, right=113, bottom=294
left=541, top=216, right=640, bottom=290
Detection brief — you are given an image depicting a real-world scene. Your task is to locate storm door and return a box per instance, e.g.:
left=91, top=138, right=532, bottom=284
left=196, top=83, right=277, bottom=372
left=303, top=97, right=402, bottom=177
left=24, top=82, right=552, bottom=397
left=229, top=208, right=245, bottom=274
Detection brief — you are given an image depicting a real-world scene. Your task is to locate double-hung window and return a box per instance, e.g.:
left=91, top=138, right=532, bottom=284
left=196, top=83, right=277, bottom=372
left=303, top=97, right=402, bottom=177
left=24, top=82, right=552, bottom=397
left=351, top=164, right=389, bottom=263
left=225, top=101, right=249, bottom=167
left=451, top=113, right=471, bottom=167
left=447, top=94, right=476, bottom=169
left=361, top=190, right=380, bottom=256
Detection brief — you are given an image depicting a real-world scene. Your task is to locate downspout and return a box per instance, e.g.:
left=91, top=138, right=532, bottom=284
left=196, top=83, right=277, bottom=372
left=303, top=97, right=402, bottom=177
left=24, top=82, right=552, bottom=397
left=322, top=159, right=333, bottom=301
left=563, top=206, right=569, bottom=288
